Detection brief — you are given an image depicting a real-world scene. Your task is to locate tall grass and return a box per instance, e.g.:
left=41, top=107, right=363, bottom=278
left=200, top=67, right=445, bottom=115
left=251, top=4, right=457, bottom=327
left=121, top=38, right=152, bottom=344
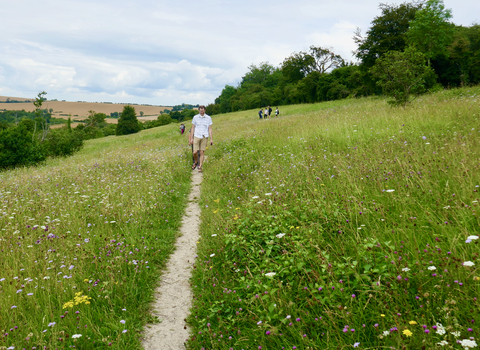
left=187, top=87, right=480, bottom=349
left=0, top=124, right=192, bottom=349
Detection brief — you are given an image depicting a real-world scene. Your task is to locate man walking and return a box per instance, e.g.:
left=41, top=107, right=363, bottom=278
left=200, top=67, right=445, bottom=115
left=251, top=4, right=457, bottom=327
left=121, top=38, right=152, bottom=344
left=189, top=105, right=213, bottom=173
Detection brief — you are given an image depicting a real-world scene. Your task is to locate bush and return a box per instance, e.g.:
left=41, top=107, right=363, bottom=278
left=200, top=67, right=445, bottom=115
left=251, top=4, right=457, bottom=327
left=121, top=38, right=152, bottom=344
left=157, top=114, right=172, bottom=126
left=43, top=129, right=84, bottom=157
left=0, top=125, right=46, bottom=169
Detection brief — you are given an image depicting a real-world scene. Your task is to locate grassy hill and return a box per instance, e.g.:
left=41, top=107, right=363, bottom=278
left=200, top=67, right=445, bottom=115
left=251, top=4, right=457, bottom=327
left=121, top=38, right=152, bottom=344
left=0, top=86, right=479, bottom=349
left=186, top=87, right=480, bottom=349
left=0, top=96, right=170, bottom=121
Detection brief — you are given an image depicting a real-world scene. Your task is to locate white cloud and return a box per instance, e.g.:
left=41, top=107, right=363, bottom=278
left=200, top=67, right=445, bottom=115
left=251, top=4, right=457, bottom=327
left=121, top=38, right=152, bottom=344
left=0, top=0, right=478, bottom=105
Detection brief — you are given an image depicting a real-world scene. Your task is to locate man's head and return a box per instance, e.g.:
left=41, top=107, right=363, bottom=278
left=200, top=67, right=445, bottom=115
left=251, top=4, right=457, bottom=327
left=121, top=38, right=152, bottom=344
left=199, top=105, right=206, bottom=116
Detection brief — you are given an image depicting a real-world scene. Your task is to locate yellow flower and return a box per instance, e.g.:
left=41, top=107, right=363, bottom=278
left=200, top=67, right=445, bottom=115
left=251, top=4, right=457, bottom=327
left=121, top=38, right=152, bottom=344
left=381, top=314, right=385, bottom=317
left=84, top=279, right=89, bottom=282
left=213, top=209, right=219, bottom=214
left=409, top=321, right=417, bottom=325
left=213, top=199, right=220, bottom=203
left=403, top=329, right=413, bottom=337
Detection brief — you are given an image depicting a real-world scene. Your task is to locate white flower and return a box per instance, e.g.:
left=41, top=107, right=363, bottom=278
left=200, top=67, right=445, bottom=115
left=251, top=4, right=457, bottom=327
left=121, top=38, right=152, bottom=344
left=436, top=323, right=446, bottom=335
left=451, top=331, right=461, bottom=337
left=383, top=330, right=390, bottom=336
left=252, top=196, right=259, bottom=199
left=276, top=233, right=286, bottom=238
left=402, top=267, right=410, bottom=272
left=265, top=272, right=276, bottom=278
left=459, top=339, right=477, bottom=349
left=463, top=261, right=475, bottom=267
left=265, top=193, right=272, bottom=196
left=210, top=254, right=215, bottom=257
left=385, top=189, right=395, bottom=192
left=427, top=266, right=436, bottom=271
left=467, top=235, right=479, bottom=240
left=211, top=234, right=217, bottom=237
left=437, top=340, right=448, bottom=346
left=72, top=334, right=82, bottom=339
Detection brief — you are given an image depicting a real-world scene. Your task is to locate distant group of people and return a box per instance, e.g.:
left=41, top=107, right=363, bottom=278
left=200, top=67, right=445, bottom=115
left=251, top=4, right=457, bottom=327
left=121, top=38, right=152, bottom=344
left=259, top=106, right=279, bottom=119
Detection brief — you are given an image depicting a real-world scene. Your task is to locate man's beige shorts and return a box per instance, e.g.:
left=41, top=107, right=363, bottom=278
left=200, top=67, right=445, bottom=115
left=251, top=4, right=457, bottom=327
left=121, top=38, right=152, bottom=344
left=193, top=137, right=208, bottom=151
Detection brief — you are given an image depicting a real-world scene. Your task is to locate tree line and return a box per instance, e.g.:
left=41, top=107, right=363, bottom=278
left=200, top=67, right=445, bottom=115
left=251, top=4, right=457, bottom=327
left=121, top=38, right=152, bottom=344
left=206, top=0, right=480, bottom=114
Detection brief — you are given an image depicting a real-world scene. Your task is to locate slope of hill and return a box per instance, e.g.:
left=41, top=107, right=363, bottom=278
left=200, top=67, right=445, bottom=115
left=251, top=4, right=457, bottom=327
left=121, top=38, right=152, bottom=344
left=0, top=95, right=171, bottom=120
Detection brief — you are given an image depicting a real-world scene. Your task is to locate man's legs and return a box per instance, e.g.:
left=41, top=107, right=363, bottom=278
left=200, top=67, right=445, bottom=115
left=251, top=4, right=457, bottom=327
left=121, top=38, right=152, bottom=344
left=198, top=150, right=205, bottom=169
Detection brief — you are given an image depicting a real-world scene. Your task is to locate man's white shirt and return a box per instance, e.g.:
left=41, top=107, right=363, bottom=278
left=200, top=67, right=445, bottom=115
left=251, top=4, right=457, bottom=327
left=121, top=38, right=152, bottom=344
left=192, top=114, right=212, bottom=138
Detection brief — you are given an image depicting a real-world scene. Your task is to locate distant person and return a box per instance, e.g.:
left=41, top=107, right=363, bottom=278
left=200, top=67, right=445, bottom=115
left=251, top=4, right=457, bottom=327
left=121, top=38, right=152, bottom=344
left=264, top=107, right=269, bottom=119
left=268, top=106, right=272, bottom=118
left=188, top=126, right=200, bottom=169
left=189, top=105, right=213, bottom=173
left=275, top=107, right=279, bottom=117
left=259, top=108, right=263, bottom=119
left=180, top=123, right=185, bottom=134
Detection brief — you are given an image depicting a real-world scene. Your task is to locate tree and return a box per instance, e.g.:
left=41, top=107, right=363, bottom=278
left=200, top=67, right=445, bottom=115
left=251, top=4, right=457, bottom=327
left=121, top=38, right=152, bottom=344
left=281, top=46, right=344, bottom=83
left=307, top=46, right=345, bottom=74
left=140, top=111, right=144, bottom=116
left=116, top=105, right=140, bottom=135
left=354, top=2, right=421, bottom=67
left=33, top=91, right=49, bottom=142
left=406, top=0, right=453, bottom=66
left=370, top=47, right=436, bottom=107
left=281, top=52, right=312, bottom=83
left=240, top=62, right=280, bottom=88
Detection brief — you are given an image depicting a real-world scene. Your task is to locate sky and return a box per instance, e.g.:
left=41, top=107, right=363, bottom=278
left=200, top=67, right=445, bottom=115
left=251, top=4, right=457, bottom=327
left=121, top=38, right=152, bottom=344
left=1, top=0, right=479, bottom=106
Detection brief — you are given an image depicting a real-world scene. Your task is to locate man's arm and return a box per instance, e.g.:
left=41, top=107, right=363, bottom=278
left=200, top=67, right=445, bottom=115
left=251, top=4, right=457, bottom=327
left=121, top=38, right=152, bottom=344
left=208, top=125, right=213, bottom=145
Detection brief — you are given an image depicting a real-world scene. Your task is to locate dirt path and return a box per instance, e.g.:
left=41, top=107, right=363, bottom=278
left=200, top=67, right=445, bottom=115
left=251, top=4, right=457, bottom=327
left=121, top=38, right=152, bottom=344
left=142, top=169, right=202, bottom=350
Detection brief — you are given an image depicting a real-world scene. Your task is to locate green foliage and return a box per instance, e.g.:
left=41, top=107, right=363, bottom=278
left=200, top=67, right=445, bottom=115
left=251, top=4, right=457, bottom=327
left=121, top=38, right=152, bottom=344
left=406, top=0, right=454, bottom=66
left=354, top=2, right=421, bottom=68
left=370, top=48, right=436, bottom=106
left=0, top=124, right=46, bottom=168
left=157, top=114, right=173, bottom=126
left=43, top=128, right=84, bottom=157
left=116, top=105, right=140, bottom=136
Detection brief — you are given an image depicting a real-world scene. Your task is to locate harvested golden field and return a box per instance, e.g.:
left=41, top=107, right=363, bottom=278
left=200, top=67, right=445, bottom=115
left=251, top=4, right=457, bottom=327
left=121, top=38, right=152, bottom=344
left=0, top=95, right=171, bottom=121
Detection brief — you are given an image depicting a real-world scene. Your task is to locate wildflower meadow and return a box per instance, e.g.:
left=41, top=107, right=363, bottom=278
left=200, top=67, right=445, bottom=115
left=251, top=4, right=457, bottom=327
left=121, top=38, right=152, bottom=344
left=187, top=87, right=480, bottom=349
left=1, top=86, right=479, bottom=350
left=0, top=125, right=192, bottom=349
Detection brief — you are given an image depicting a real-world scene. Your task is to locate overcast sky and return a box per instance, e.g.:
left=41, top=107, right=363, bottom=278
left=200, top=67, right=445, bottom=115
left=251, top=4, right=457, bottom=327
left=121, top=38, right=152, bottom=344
left=1, top=0, right=478, bottom=106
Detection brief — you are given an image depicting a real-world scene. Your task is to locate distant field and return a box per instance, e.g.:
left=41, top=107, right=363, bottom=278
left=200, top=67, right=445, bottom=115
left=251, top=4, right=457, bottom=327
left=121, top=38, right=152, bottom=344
left=0, top=95, right=171, bottom=121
